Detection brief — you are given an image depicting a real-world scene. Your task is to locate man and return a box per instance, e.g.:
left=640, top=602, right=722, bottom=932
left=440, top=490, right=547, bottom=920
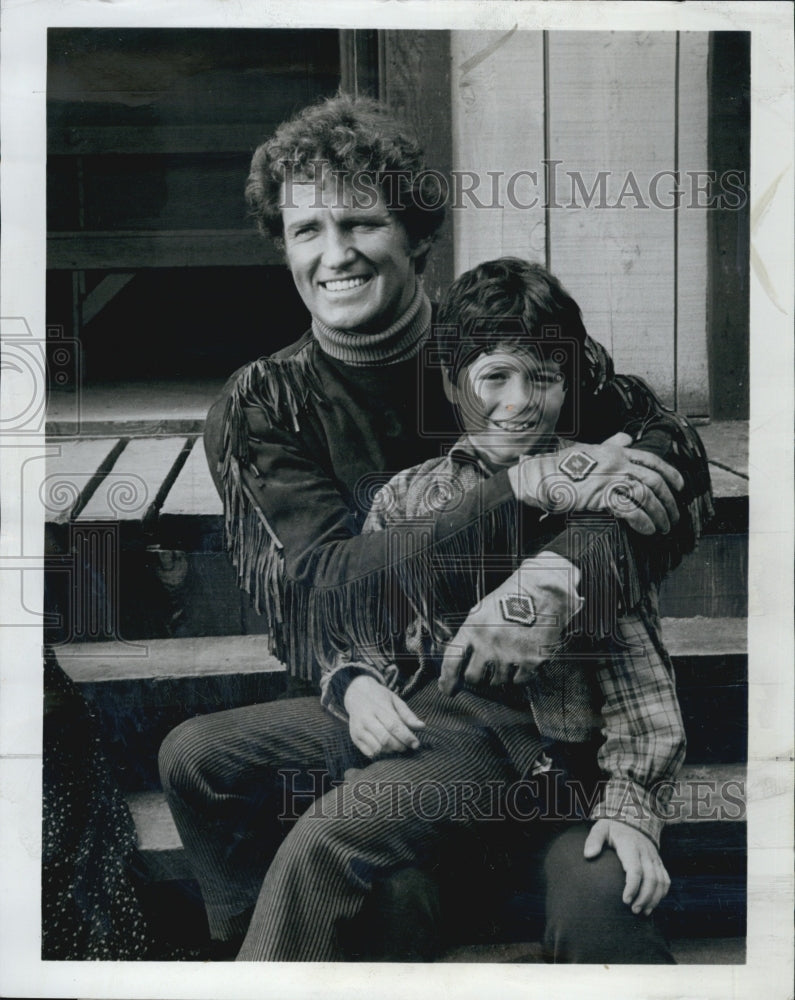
left=159, top=93, right=712, bottom=960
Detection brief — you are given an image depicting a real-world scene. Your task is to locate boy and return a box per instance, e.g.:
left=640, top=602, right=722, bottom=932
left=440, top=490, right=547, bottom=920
left=235, top=258, right=687, bottom=962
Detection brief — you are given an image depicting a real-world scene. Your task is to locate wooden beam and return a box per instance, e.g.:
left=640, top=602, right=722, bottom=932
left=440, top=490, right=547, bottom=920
left=48, top=124, right=272, bottom=157
left=60, top=633, right=285, bottom=683
left=47, top=230, right=281, bottom=270
left=707, top=33, right=750, bottom=421
left=81, top=273, right=135, bottom=326
left=380, top=30, right=454, bottom=303
left=339, top=30, right=380, bottom=99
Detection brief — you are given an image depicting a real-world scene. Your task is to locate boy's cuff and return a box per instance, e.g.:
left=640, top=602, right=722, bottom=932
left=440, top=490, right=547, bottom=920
left=319, top=663, right=386, bottom=722
left=590, top=779, right=665, bottom=848
left=513, top=552, right=584, bottom=627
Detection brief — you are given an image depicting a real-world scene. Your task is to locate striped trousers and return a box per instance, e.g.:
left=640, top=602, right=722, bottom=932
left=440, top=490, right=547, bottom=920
left=159, top=684, right=673, bottom=962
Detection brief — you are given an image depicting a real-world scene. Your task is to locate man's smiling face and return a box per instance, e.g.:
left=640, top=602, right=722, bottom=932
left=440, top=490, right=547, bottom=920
left=280, top=175, right=419, bottom=334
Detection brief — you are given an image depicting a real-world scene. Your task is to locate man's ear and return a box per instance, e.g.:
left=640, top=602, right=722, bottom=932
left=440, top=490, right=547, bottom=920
left=408, top=236, right=433, bottom=264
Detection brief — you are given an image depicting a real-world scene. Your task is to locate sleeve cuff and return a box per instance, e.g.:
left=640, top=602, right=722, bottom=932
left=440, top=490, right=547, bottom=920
left=319, top=662, right=387, bottom=723
left=589, top=779, right=665, bottom=848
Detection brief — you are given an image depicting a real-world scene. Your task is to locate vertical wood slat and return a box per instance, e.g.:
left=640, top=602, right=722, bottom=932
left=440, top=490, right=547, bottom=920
left=338, top=30, right=380, bottom=99
left=546, top=32, right=678, bottom=408
left=677, top=33, right=711, bottom=415
left=379, top=30, right=454, bottom=303
left=450, top=30, right=546, bottom=276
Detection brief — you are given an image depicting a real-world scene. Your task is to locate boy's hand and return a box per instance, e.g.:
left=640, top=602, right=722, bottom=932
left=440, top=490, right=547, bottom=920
left=584, top=819, right=671, bottom=916
left=344, top=674, right=425, bottom=758
left=508, top=432, right=683, bottom=536
left=439, top=553, right=582, bottom=696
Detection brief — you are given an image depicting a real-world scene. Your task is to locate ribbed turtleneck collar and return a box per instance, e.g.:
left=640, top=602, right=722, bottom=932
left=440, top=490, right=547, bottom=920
left=311, top=282, right=432, bottom=367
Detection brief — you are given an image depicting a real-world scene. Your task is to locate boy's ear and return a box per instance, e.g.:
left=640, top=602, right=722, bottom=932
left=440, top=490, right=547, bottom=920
left=441, top=367, right=458, bottom=405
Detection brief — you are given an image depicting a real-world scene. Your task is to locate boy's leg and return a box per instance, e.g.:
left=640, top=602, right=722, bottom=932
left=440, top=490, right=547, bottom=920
left=158, top=697, right=350, bottom=942
left=542, top=823, right=675, bottom=964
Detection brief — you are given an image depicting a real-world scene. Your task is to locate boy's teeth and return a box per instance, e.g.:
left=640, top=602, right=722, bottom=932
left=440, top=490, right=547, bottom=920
left=323, top=276, right=369, bottom=291
left=494, top=418, right=534, bottom=431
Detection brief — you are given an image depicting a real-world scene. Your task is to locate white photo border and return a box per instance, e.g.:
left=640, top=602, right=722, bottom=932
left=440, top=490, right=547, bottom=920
left=1, top=2, right=792, bottom=998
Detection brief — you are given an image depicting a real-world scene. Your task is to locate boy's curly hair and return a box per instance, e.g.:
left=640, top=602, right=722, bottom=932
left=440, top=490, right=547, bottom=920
left=245, top=93, right=445, bottom=272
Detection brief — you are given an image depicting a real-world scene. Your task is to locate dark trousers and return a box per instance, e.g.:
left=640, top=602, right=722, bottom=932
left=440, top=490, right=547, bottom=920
left=159, top=693, right=674, bottom=963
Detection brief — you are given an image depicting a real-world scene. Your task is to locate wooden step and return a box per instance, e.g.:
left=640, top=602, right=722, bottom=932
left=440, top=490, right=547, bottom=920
left=129, top=761, right=747, bottom=880
left=57, top=618, right=747, bottom=789
left=43, top=422, right=749, bottom=545
left=46, top=523, right=747, bottom=638
left=128, top=761, right=747, bottom=943
left=57, top=617, right=746, bottom=682
left=439, top=936, right=745, bottom=963
left=43, top=423, right=749, bottom=640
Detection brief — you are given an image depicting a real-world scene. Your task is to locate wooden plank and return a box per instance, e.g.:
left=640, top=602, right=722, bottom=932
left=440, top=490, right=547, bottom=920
left=43, top=438, right=124, bottom=524
left=451, top=30, right=546, bottom=274
left=659, top=533, right=747, bottom=619
left=442, top=937, right=745, bottom=965
left=676, top=33, right=710, bottom=415
left=547, top=32, right=677, bottom=406
left=58, top=617, right=739, bottom=686
left=59, top=634, right=284, bottom=683
left=160, top=437, right=222, bottom=517
left=127, top=759, right=746, bottom=860
left=81, top=273, right=135, bottom=326
left=662, top=617, right=745, bottom=657
left=47, top=230, right=280, bottom=270
left=670, top=938, right=745, bottom=964
left=48, top=124, right=270, bottom=156
left=697, top=420, right=748, bottom=477
left=708, top=463, right=748, bottom=499
left=78, top=436, right=188, bottom=522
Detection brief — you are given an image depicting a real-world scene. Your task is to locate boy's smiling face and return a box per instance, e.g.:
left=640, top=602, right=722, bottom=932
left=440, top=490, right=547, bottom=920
left=456, top=346, right=567, bottom=465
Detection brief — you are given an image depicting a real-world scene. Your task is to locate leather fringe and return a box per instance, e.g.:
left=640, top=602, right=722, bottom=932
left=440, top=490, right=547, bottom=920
left=219, top=360, right=714, bottom=683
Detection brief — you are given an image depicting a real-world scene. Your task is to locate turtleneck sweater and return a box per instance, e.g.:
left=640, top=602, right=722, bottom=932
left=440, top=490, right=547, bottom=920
left=310, top=281, right=432, bottom=366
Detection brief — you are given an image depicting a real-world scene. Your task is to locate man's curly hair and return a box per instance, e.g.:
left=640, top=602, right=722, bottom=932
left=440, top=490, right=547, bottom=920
left=245, top=93, right=446, bottom=272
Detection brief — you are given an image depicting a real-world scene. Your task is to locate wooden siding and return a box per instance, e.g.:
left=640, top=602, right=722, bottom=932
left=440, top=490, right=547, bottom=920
left=451, top=30, right=713, bottom=414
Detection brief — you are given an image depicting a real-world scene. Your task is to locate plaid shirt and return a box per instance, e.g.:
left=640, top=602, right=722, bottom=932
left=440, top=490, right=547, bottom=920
left=321, top=437, right=686, bottom=846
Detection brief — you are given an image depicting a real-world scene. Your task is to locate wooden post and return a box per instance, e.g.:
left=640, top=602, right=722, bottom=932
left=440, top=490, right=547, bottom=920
left=379, top=30, right=454, bottom=304
left=707, top=33, right=750, bottom=421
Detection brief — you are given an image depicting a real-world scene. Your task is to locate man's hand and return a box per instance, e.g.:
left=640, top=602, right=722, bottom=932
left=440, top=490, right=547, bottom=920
left=508, top=432, right=684, bottom=536
left=584, top=819, right=671, bottom=916
left=344, top=674, right=425, bottom=758
left=439, top=553, right=582, bottom=696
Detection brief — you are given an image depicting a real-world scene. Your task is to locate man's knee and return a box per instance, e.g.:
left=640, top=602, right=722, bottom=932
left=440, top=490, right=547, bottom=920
left=158, top=714, right=216, bottom=798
